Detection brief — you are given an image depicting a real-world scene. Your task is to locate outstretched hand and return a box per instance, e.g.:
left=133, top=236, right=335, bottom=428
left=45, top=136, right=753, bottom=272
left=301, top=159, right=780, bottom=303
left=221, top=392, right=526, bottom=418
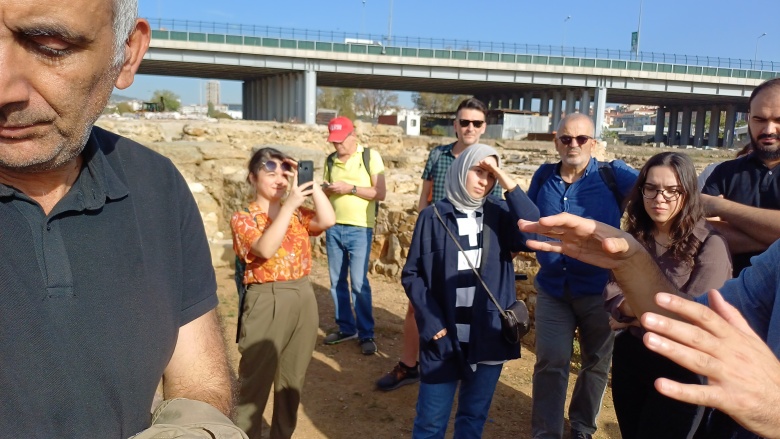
left=518, top=212, right=639, bottom=270
left=641, top=291, right=780, bottom=439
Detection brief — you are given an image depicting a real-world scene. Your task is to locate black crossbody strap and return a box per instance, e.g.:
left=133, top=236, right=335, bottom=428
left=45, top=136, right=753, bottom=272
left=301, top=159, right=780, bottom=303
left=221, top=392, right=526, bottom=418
left=432, top=205, right=507, bottom=318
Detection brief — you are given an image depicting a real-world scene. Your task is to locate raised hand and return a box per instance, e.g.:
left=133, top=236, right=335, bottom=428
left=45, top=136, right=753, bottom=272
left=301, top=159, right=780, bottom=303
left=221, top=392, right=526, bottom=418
left=641, top=291, right=780, bottom=439
left=518, top=212, right=639, bottom=270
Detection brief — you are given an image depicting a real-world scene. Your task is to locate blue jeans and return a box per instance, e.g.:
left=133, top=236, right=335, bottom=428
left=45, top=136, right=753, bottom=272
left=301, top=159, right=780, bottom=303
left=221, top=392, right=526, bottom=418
left=531, top=284, right=614, bottom=439
left=412, top=364, right=503, bottom=439
left=325, top=224, right=374, bottom=340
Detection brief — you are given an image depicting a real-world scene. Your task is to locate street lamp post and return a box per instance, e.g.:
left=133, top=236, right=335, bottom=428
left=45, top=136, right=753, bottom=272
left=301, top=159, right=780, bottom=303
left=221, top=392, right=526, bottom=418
left=635, top=0, right=643, bottom=60
left=361, top=0, right=367, bottom=36
left=755, top=32, right=767, bottom=66
left=562, top=15, right=571, bottom=55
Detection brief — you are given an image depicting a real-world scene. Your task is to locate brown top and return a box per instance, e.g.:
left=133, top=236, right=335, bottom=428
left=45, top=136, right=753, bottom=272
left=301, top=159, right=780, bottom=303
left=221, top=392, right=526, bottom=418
left=603, top=219, right=733, bottom=338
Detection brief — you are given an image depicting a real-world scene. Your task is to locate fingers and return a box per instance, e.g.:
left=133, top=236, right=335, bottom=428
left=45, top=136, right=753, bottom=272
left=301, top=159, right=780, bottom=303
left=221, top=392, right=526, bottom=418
left=285, top=158, right=298, bottom=170
left=653, top=377, right=723, bottom=409
left=649, top=292, right=740, bottom=340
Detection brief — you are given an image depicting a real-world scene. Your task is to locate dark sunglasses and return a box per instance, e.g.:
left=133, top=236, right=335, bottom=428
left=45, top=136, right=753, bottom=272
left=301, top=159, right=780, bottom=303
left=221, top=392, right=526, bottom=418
left=458, top=119, right=485, bottom=128
left=261, top=161, right=292, bottom=173
left=558, top=135, right=593, bottom=145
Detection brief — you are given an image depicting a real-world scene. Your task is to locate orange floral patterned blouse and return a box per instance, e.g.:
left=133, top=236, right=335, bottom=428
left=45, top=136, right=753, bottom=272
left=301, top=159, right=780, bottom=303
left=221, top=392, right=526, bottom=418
left=231, top=202, right=321, bottom=284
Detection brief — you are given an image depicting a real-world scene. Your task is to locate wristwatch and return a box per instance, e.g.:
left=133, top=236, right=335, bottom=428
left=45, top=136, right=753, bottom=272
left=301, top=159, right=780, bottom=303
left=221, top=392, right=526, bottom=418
left=351, top=185, right=357, bottom=195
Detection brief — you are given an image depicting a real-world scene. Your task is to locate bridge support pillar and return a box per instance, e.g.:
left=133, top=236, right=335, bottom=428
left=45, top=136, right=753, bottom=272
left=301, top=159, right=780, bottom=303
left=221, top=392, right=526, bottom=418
left=681, top=107, right=693, bottom=146
left=580, top=89, right=591, bottom=116
left=724, top=105, right=737, bottom=148
left=523, top=92, right=533, bottom=112
left=654, top=107, right=666, bottom=147
left=551, top=90, right=563, bottom=133
left=243, top=70, right=317, bottom=123
left=489, top=96, right=499, bottom=110
left=540, top=91, right=550, bottom=116
left=593, top=85, right=607, bottom=139
left=668, top=108, right=680, bottom=146
left=565, top=89, right=576, bottom=116
left=694, top=107, right=706, bottom=147
left=708, top=107, right=721, bottom=148
left=511, top=94, right=521, bottom=110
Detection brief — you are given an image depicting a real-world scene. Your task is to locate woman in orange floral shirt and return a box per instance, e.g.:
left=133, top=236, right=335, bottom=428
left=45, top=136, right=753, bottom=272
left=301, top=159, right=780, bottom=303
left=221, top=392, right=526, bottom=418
left=231, top=147, right=335, bottom=439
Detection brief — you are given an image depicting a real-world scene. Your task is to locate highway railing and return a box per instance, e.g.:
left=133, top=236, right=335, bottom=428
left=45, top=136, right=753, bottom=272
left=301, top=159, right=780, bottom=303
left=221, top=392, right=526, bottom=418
left=146, top=19, right=780, bottom=81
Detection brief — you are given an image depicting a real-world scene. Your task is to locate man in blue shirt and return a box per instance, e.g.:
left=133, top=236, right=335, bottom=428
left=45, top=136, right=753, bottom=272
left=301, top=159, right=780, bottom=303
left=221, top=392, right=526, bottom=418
left=527, top=114, right=638, bottom=439
left=521, top=78, right=780, bottom=439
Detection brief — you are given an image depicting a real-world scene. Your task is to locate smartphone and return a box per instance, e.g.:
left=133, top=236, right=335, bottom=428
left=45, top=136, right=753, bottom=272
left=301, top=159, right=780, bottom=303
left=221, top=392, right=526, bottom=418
left=297, top=160, right=314, bottom=186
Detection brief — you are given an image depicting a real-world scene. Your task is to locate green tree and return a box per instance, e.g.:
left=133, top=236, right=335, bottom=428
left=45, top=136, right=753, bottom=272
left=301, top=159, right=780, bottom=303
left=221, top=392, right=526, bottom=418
left=207, top=101, right=216, bottom=117
left=116, top=102, right=134, bottom=114
left=412, top=92, right=472, bottom=114
left=151, top=89, right=181, bottom=112
left=317, top=87, right=357, bottom=120
left=355, top=89, right=399, bottom=119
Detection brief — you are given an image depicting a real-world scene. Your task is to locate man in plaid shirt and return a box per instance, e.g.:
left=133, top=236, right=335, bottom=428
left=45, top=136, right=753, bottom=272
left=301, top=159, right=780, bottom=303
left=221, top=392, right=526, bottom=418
left=376, top=97, right=502, bottom=390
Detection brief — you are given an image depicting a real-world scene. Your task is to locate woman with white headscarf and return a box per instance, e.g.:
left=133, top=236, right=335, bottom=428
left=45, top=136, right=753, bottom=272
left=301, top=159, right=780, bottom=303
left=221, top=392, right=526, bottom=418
left=402, top=144, right=540, bottom=438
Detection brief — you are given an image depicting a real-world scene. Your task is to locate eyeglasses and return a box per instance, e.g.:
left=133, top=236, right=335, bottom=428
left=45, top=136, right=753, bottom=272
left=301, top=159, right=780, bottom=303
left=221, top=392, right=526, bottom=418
left=557, top=135, right=593, bottom=145
left=641, top=185, right=684, bottom=201
left=458, top=119, right=485, bottom=128
left=261, top=161, right=292, bottom=173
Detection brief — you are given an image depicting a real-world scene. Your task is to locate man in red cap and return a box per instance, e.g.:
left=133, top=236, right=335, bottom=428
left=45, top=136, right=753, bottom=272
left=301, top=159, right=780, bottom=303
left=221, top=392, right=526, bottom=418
left=322, top=117, right=387, bottom=355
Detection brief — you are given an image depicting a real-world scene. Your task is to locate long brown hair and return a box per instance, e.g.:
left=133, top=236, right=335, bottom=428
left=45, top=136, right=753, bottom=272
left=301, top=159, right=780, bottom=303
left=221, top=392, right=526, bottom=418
left=624, top=152, right=704, bottom=266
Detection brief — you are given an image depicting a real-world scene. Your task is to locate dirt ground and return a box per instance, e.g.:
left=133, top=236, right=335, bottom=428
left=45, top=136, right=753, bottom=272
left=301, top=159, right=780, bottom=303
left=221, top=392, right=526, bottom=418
left=216, top=261, right=621, bottom=439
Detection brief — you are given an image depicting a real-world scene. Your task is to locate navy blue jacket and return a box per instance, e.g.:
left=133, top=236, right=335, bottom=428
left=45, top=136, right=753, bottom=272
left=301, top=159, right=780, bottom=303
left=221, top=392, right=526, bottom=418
left=402, top=188, right=540, bottom=383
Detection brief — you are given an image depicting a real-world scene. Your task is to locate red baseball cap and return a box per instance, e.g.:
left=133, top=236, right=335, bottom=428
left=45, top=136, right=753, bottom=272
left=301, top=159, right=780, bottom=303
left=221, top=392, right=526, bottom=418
left=327, top=116, right=354, bottom=143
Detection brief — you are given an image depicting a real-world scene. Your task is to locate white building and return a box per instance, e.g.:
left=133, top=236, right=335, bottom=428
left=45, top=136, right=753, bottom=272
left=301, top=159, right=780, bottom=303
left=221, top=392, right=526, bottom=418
left=205, top=80, right=220, bottom=106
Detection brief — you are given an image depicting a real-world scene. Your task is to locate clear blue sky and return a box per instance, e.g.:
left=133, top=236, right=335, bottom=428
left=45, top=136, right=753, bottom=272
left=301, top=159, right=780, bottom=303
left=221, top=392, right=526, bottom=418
left=121, top=0, right=780, bottom=107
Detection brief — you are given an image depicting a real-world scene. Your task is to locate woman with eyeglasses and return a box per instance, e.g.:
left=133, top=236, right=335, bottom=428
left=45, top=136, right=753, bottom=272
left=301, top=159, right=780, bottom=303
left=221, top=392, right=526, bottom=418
left=231, top=147, right=335, bottom=439
left=604, top=151, right=732, bottom=439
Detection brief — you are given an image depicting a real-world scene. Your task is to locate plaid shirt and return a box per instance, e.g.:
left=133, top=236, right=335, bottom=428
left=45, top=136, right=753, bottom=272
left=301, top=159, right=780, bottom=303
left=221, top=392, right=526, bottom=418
left=421, top=143, right=503, bottom=203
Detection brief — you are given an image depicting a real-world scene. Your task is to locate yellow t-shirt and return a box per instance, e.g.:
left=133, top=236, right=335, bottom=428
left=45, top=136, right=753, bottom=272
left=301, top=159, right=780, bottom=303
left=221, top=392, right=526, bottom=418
left=324, top=145, right=385, bottom=228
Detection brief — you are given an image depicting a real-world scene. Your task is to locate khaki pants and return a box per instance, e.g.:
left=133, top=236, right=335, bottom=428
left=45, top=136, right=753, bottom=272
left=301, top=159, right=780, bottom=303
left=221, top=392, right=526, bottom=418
left=235, top=277, right=318, bottom=439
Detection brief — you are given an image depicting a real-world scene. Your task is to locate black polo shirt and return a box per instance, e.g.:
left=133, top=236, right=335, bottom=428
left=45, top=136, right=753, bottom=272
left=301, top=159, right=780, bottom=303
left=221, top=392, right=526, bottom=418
left=703, top=152, right=780, bottom=276
left=0, top=127, right=218, bottom=437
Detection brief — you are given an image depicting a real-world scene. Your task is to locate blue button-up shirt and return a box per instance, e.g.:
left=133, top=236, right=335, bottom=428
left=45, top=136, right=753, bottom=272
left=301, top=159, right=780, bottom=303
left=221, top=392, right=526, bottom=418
left=528, top=158, right=638, bottom=298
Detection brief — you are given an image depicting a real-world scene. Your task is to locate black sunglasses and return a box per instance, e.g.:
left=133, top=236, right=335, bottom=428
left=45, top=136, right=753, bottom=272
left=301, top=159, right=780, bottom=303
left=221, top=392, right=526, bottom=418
left=261, top=161, right=292, bottom=173
left=458, top=119, right=485, bottom=128
left=558, top=135, right=593, bottom=145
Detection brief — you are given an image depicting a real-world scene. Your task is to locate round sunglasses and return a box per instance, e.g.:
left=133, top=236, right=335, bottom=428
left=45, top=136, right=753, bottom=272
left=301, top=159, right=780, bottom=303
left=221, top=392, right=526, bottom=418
left=260, top=161, right=292, bottom=173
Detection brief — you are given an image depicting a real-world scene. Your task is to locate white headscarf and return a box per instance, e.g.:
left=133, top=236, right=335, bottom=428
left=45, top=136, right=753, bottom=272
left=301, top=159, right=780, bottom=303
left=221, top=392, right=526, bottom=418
left=444, top=143, right=501, bottom=212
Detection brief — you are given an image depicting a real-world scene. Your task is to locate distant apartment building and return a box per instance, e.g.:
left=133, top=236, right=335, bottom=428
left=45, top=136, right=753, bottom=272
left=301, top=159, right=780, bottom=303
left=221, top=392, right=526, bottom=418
left=205, top=80, right=220, bottom=106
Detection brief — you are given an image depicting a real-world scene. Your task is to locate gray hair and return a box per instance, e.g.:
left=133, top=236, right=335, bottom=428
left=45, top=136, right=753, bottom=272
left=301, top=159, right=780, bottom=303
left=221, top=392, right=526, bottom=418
left=112, top=0, right=139, bottom=67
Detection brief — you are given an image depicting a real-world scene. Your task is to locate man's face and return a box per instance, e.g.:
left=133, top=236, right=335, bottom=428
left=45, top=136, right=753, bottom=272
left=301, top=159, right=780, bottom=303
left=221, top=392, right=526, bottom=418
left=555, top=117, right=595, bottom=171
left=331, top=132, right=358, bottom=156
left=454, top=108, right=486, bottom=146
left=0, top=0, right=123, bottom=172
left=749, top=87, right=780, bottom=163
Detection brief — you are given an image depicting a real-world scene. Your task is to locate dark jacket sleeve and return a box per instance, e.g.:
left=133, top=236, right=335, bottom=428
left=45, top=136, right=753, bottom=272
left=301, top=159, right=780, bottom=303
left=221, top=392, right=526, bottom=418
left=401, top=208, right=447, bottom=342
left=503, top=186, right=540, bottom=252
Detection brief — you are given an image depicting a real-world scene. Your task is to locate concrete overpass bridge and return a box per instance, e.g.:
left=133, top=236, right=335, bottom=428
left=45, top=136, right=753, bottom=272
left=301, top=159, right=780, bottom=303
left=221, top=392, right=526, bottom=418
left=139, top=19, right=780, bottom=147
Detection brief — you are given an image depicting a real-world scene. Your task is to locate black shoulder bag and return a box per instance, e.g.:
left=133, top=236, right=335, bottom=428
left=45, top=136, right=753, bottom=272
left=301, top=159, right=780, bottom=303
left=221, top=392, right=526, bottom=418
left=432, top=205, right=530, bottom=344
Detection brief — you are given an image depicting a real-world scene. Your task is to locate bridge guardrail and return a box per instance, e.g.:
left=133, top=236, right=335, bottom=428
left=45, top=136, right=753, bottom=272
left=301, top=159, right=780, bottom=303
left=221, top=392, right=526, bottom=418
left=148, top=23, right=780, bottom=82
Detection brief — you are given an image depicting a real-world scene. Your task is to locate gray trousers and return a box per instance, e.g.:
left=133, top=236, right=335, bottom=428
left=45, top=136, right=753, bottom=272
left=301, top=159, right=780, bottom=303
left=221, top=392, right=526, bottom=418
left=236, top=277, right=319, bottom=439
left=531, top=284, right=614, bottom=439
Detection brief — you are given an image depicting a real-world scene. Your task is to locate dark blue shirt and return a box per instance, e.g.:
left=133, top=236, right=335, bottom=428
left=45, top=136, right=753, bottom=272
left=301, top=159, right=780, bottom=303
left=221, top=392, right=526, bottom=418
left=528, top=158, right=638, bottom=298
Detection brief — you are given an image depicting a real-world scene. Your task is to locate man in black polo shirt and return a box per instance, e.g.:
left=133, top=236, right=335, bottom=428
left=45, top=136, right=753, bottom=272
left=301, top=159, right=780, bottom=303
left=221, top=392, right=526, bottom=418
left=699, top=77, right=780, bottom=437
left=0, top=0, right=235, bottom=437
left=703, top=78, right=780, bottom=277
